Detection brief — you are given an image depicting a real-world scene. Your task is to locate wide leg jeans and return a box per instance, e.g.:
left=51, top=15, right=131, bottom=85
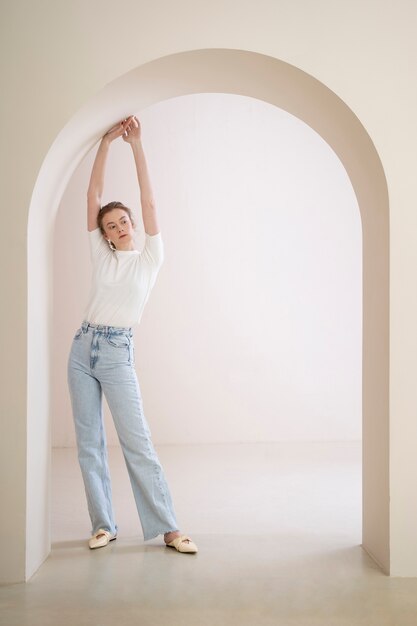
left=67, top=321, right=179, bottom=541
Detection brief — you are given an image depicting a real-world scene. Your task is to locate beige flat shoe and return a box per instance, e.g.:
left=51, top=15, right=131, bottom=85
left=88, top=529, right=117, bottom=549
left=165, top=534, right=198, bottom=553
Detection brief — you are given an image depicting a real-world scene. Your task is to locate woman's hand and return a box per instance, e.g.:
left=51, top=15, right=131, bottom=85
left=122, top=116, right=142, bottom=145
left=103, top=116, right=135, bottom=143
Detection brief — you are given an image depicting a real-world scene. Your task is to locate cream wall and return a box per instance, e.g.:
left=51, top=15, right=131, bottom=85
left=53, top=93, right=361, bottom=447
left=1, top=0, right=415, bottom=580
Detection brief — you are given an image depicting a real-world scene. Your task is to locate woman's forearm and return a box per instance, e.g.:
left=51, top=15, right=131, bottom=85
left=87, top=137, right=111, bottom=202
left=131, top=140, right=160, bottom=235
left=87, top=137, right=113, bottom=231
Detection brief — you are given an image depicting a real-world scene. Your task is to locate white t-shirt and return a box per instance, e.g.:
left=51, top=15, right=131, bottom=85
left=83, top=228, right=164, bottom=327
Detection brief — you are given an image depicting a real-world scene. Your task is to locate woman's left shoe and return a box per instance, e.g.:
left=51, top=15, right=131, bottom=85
left=88, top=529, right=117, bottom=549
left=165, top=534, right=198, bottom=553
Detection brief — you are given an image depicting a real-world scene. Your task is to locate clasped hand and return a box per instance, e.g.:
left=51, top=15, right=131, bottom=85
left=104, top=115, right=141, bottom=144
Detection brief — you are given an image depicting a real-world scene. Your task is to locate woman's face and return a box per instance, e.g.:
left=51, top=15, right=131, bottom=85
left=102, top=209, right=135, bottom=250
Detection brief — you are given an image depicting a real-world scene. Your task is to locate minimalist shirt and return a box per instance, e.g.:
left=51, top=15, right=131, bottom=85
left=83, top=228, right=164, bottom=327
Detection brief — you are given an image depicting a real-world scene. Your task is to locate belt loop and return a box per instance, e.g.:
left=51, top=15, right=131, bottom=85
left=82, top=321, right=88, bottom=333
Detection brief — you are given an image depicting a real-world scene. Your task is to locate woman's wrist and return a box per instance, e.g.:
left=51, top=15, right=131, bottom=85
left=130, top=139, right=143, bottom=152
left=101, top=135, right=112, bottom=148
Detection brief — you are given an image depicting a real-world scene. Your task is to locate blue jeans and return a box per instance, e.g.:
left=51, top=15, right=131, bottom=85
left=67, top=321, right=179, bottom=541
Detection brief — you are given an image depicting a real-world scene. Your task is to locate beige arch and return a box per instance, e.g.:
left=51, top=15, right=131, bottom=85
left=27, top=48, right=389, bottom=579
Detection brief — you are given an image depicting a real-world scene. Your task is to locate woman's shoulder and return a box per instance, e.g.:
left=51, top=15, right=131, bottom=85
left=141, top=231, right=164, bottom=268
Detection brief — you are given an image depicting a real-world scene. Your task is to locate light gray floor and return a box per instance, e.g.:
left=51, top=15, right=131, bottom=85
left=2, top=442, right=417, bottom=626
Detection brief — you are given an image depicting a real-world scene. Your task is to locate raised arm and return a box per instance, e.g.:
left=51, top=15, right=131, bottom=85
left=123, top=116, right=160, bottom=236
left=87, top=117, right=134, bottom=231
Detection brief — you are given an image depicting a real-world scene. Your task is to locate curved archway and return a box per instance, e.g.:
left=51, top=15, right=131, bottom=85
left=27, top=48, right=389, bottom=577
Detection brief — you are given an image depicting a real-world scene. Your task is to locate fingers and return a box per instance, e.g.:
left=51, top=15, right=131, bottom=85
left=108, top=115, right=136, bottom=130
left=123, top=116, right=140, bottom=137
left=105, top=115, right=140, bottom=142
left=118, top=116, right=133, bottom=138
left=104, top=119, right=127, bottom=139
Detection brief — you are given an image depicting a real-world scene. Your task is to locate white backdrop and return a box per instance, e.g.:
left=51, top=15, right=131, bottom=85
left=52, top=92, right=362, bottom=446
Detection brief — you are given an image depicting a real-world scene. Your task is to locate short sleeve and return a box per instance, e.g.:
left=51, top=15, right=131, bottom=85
left=140, top=232, right=164, bottom=270
left=88, top=228, right=111, bottom=262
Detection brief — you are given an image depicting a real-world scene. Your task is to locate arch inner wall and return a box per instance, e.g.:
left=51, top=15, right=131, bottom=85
left=25, top=49, right=389, bottom=579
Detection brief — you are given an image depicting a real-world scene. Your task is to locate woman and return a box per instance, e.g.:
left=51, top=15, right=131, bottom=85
left=67, top=115, right=197, bottom=554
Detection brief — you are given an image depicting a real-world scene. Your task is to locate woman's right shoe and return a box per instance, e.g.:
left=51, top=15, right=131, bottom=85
left=88, top=529, right=117, bottom=549
left=165, top=534, right=198, bottom=553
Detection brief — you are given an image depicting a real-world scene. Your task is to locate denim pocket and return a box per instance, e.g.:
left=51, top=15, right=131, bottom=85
left=73, top=328, right=83, bottom=340
left=106, top=334, right=130, bottom=349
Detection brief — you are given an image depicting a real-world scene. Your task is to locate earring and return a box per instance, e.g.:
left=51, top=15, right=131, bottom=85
left=107, top=239, right=116, bottom=251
